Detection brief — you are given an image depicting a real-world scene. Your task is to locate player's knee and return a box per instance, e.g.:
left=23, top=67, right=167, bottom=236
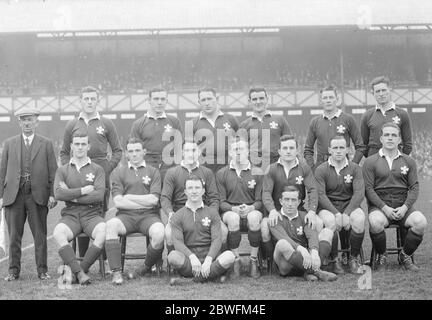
left=318, top=228, right=334, bottom=244
left=224, top=211, right=240, bottom=230
left=260, top=218, right=271, bottom=242
left=275, top=239, right=294, bottom=256
left=409, top=212, right=428, bottom=234
left=319, top=210, right=336, bottom=231
left=92, top=223, right=106, bottom=247
left=106, top=218, right=121, bottom=239
left=149, top=222, right=165, bottom=246
left=247, top=210, right=262, bottom=230
left=53, top=224, right=70, bottom=245
left=350, top=209, right=365, bottom=233
left=369, top=211, right=386, bottom=233
left=167, top=250, right=184, bottom=268
left=315, top=216, right=324, bottom=232
left=218, top=250, right=236, bottom=268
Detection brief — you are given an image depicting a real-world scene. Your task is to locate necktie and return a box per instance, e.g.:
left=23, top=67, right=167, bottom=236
left=25, top=138, right=30, bottom=148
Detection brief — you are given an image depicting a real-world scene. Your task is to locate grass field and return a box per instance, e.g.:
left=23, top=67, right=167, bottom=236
left=1, top=178, right=432, bottom=300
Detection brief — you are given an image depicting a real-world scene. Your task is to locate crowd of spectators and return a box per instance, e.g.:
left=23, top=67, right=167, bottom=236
left=1, top=43, right=432, bottom=96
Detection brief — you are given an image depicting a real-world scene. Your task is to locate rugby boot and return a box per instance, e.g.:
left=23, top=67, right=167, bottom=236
left=348, top=255, right=362, bottom=274
left=399, top=251, right=420, bottom=272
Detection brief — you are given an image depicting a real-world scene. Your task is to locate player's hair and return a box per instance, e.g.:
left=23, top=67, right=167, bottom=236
left=149, top=86, right=168, bottom=98
left=328, top=135, right=347, bottom=148
left=126, top=137, right=145, bottom=149
left=320, top=85, right=338, bottom=97
left=248, top=87, right=267, bottom=100
left=184, top=174, right=204, bottom=188
left=80, top=86, right=99, bottom=99
left=198, top=87, right=217, bottom=99
left=370, top=76, right=390, bottom=92
left=278, top=135, right=298, bottom=149
left=230, top=135, right=249, bottom=151
left=71, top=132, right=89, bottom=142
left=280, top=185, right=300, bottom=198
left=381, top=121, right=401, bottom=136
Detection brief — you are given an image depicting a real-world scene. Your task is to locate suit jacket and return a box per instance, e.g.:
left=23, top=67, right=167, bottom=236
left=0, top=134, right=58, bottom=207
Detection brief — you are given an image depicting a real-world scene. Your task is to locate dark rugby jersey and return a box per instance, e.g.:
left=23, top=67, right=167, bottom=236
left=110, top=161, right=161, bottom=216
left=360, top=103, right=412, bottom=157
left=54, top=159, right=105, bottom=215
left=160, top=162, right=219, bottom=214
left=171, top=203, right=222, bottom=260
left=60, top=113, right=122, bottom=172
left=239, top=111, right=292, bottom=164
left=304, top=110, right=365, bottom=168
left=362, top=150, right=419, bottom=209
left=262, top=158, right=318, bottom=213
left=269, top=209, right=319, bottom=251
left=215, top=162, right=263, bottom=213
left=130, top=112, right=183, bottom=167
left=187, top=111, right=239, bottom=172
left=315, top=159, right=364, bottom=215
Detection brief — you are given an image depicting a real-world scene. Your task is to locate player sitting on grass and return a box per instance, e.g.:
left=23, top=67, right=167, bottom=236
left=53, top=133, right=106, bottom=285
left=315, top=135, right=366, bottom=275
left=363, top=122, right=427, bottom=272
left=269, top=185, right=337, bottom=282
left=216, top=138, right=265, bottom=279
left=105, top=137, right=164, bottom=285
left=168, top=175, right=235, bottom=285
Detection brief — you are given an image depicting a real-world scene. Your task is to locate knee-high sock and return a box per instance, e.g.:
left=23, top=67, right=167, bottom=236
left=59, top=245, right=81, bottom=274
left=339, top=229, right=349, bottom=250
left=403, top=229, right=423, bottom=256
left=370, top=230, right=386, bottom=254
left=248, top=230, right=261, bottom=248
left=318, top=241, right=331, bottom=264
left=330, top=232, right=339, bottom=260
left=105, top=239, right=122, bottom=271
left=177, top=257, right=192, bottom=277
left=77, top=236, right=90, bottom=258
left=208, top=260, right=227, bottom=280
left=145, top=244, right=163, bottom=268
left=80, top=245, right=102, bottom=273
left=350, top=230, right=364, bottom=257
left=227, top=230, right=241, bottom=250
left=262, top=241, right=274, bottom=260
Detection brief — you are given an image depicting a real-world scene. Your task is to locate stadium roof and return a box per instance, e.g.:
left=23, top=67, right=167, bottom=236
left=1, top=0, right=432, bottom=34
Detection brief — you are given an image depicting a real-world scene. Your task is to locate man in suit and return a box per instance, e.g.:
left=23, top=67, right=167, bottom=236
left=0, top=107, right=58, bottom=281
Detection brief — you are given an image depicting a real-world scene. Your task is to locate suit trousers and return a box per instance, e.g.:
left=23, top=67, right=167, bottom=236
left=5, top=187, right=48, bottom=275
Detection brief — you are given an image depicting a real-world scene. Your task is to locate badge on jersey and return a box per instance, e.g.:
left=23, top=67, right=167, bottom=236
left=248, top=179, right=256, bottom=189
left=295, top=175, right=304, bottom=185
left=86, top=173, right=95, bottom=182
left=392, top=116, right=401, bottom=125
left=223, top=122, right=231, bottom=131
left=296, top=226, right=303, bottom=235
left=344, top=174, right=353, bottom=184
left=269, top=121, right=278, bottom=129
left=401, top=166, right=409, bottom=175
left=164, top=124, right=173, bottom=132
left=202, top=216, right=211, bottom=227
left=96, top=126, right=105, bottom=135
left=142, top=175, right=151, bottom=185
left=336, top=125, right=346, bottom=134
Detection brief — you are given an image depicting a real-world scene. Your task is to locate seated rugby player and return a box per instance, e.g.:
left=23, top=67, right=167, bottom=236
left=53, top=133, right=106, bottom=285
left=216, top=138, right=265, bottom=279
left=168, top=175, right=235, bottom=284
left=269, top=185, right=337, bottom=282
left=363, top=122, right=427, bottom=272
left=315, top=135, right=366, bottom=274
left=104, top=137, right=164, bottom=285
left=161, top=140, right=221, bottom=254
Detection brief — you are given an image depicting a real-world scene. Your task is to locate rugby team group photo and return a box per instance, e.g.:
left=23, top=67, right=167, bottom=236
left=0, top=0, right=431, bottom=301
